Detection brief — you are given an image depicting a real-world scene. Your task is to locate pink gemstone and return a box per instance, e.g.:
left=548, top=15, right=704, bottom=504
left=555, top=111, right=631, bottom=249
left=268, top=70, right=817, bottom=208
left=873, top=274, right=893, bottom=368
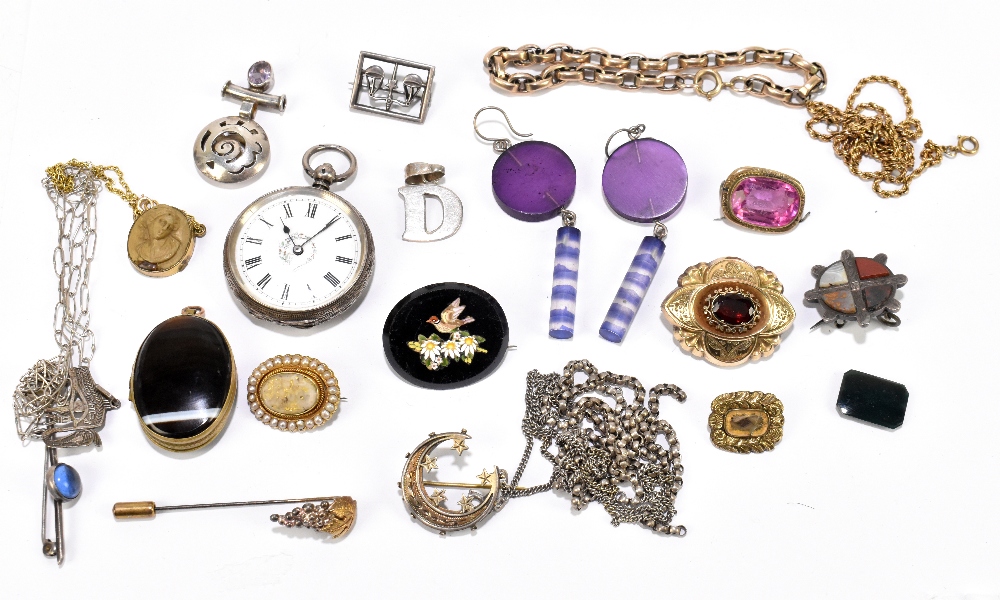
left=247, top=61, right=273, bottom=89
left=730, top=176, right=801, bottom=229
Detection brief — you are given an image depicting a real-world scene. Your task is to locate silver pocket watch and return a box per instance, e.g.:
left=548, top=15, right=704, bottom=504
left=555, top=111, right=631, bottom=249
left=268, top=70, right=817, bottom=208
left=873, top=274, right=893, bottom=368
left=223, top=145, right=375, bottom=328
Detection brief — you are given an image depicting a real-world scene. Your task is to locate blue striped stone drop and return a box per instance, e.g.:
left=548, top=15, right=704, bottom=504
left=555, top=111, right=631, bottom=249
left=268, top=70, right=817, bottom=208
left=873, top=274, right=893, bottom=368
left=549, top=226, right=581, bottom=339
left=599, top=236, right=666, bottom=343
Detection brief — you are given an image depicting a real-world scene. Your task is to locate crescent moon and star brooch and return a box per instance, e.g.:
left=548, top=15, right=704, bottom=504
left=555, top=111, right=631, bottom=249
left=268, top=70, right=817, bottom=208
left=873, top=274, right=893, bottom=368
left=399, top=360, right=687, bottom=537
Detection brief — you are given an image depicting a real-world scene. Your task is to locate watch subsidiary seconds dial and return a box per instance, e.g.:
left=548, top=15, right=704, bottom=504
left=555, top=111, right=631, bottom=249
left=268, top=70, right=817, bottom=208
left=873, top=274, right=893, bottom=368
left=224, top=145, right=375, bottom=328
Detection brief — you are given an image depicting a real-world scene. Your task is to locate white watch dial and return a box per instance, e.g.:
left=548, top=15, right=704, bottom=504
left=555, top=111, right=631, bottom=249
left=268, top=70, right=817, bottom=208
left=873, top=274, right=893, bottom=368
left=233, top=193, right=362, bottom=311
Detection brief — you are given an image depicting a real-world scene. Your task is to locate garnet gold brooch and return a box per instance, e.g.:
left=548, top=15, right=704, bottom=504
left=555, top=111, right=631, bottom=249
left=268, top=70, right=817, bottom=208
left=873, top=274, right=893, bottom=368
left=661, top=257, right=795, bottom=366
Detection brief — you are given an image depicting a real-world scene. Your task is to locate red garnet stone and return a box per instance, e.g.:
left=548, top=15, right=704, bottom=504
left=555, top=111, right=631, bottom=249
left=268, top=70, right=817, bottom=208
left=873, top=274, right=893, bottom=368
left=711, top=293, right=757, bottom=326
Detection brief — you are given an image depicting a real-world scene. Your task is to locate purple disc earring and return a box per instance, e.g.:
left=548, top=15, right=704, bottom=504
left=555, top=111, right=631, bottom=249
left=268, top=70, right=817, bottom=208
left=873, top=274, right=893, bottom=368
left=474, top=107, right=581, bottom=340
left=599, top=124, right=688, bottom=344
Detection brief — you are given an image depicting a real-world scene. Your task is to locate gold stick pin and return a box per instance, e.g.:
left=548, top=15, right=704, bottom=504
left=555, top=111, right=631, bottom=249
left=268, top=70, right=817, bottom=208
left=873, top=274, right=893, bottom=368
left=113, top=495, right=357, bottom=539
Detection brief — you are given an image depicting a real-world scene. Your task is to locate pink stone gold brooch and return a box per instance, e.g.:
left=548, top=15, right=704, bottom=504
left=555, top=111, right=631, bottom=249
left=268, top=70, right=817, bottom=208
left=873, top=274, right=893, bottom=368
left=804, top=250, right=907, bottom=329
left=248, top=355, right=340, bottom=432
left=709, top=391, right=784, bottom=453
left=720, top=167, right=805, bottom=233
left=661, top=257, right=795, bottom=366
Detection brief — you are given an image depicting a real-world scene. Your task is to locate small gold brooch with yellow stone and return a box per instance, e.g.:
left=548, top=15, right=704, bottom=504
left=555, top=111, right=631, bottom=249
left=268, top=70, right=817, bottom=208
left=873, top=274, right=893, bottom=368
left=708, top=391, right=784, bottom=453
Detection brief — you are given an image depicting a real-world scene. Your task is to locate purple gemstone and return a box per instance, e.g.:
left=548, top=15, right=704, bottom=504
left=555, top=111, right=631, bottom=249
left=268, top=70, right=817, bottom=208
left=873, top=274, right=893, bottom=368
left=247, top=61, right=273, bottom=89
left=730, top=176, right=801, bottom=229
left=602, top=138, right=688, bottom=223
left=492, top=141, right=576, bottom=222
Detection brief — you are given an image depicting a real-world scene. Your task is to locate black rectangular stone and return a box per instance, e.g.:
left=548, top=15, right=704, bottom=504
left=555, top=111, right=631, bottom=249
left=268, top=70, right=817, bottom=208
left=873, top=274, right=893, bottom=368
left=836, top=370, right=908, bottom=429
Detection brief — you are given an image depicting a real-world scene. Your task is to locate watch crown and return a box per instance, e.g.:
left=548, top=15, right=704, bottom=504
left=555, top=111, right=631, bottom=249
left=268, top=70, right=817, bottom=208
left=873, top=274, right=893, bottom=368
left=311, top=163, right=336, bottom=190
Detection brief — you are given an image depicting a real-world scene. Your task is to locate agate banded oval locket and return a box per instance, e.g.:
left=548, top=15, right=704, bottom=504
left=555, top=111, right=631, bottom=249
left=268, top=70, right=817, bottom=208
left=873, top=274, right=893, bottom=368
left=130, top=307, right=236, bottom=452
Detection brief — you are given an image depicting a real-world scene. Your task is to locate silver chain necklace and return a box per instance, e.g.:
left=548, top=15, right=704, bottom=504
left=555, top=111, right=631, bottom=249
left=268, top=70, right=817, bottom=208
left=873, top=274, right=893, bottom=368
left=503, top=360, right=687, bottom=535
left=402, top=360, right=687, bottom=536
left=12, top=162, right=119, bottom=564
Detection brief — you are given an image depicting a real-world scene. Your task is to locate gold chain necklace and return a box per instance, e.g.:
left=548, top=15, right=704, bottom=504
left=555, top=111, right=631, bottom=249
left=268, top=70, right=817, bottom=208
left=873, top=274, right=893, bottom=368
left=484, top=45, right=978, bottom=198
left=46, top=160, right=206, bottom=276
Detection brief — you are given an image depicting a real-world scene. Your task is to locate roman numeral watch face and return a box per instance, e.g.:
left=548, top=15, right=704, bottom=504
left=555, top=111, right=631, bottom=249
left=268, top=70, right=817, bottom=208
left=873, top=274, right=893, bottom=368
left=223, top=145, right=375, bottom=328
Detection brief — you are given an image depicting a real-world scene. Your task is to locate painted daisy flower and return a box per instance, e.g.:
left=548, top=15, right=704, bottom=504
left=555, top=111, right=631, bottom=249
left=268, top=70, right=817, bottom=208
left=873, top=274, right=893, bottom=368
left=459, top=334, right=479, bottom=357
left=440, top=337, right=461, bottom=360
left=419, top=338, right=440, bottom=362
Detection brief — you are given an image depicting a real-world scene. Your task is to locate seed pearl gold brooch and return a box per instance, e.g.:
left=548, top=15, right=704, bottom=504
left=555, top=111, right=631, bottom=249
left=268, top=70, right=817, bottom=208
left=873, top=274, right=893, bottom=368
left=248, top=355, right=341, bottom=432
left=661, top=257, right=795, bottom=366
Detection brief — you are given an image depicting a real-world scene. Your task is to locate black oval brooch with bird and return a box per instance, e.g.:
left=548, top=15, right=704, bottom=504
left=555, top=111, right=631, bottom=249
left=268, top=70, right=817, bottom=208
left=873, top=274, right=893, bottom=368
left=383, top=282, right=509, bottom=389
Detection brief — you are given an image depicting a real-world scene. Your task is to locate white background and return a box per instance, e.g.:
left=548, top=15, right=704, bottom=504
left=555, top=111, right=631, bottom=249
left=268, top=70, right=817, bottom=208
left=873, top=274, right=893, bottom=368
left=1, top=1, right=997, bottom=598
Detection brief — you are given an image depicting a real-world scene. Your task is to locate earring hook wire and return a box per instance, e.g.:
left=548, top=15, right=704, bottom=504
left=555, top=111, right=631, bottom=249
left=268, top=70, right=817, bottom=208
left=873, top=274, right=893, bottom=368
left=473, top=106, right=533, bottom=152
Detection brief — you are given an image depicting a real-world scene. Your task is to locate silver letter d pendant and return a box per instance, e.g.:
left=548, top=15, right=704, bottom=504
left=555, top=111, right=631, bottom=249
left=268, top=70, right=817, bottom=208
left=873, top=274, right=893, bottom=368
left=398, top=163, right=463, bottom=242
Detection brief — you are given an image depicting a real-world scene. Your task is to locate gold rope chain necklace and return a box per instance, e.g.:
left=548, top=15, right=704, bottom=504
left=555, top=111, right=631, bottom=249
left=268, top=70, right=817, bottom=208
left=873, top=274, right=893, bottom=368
left=484, top=45, right=978, bottom=198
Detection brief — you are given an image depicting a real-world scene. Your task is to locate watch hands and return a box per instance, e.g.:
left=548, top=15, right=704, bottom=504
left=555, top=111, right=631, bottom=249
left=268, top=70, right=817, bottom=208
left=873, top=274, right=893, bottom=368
left=300, top=217, right=340, bottom=247
left=281, top=217, right=304, bottom=256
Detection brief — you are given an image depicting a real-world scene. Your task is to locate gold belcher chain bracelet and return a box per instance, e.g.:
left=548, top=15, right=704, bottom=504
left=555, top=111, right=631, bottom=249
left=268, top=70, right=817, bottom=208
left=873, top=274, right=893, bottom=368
left=484, top=45, right=978, bottom=198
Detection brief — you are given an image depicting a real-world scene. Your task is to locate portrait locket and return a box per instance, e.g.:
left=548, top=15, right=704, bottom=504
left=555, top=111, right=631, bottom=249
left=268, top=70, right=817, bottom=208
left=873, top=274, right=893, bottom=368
left=127, top=204, right=204, bottom=277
